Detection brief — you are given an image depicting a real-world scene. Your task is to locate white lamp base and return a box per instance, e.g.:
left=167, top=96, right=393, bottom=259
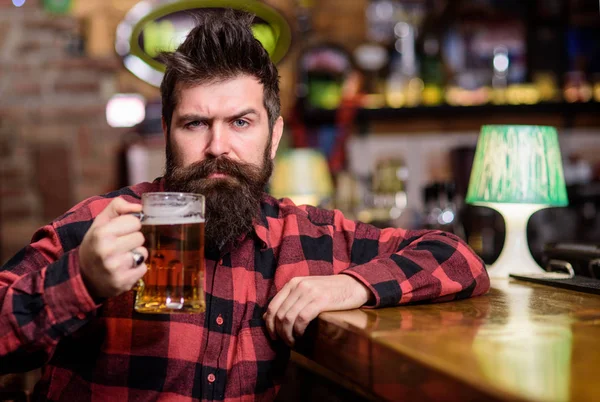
left=484, top=203, right=547, bottom=279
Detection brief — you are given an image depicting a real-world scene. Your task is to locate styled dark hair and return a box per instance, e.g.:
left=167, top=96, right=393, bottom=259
left=160, top=9, right=280, bottom=135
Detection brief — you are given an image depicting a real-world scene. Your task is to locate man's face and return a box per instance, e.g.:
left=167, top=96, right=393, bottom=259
left=166, top=74, right=282, bottom=171
left=163, top=75, right=283, bottom=249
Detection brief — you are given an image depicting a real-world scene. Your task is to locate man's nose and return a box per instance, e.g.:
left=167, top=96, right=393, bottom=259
left=206, top=124, right=231, bottom=157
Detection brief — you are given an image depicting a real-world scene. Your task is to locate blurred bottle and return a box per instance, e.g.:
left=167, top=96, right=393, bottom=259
left=593, top=73, right=600, bottom=102
left=383, top=3, right=425, bottom=108
left=419, top=33, right=444, bottom=106
left=563, top=71, right=593, bottom=103
left=533, top=72, right=560, bottom=102
left=423, top=182, right=465, bottom=239
left=334, top=170, right=360, bottom=219
left=355, top=158, right=408, bottom=228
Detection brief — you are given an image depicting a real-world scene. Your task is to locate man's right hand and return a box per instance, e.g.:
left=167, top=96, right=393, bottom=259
left=79, top=197, right=148, bottom=299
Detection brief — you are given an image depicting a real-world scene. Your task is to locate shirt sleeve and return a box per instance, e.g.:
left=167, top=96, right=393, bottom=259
left=0, top=222, right=99, bottom=373
left=329, top=209, right=490, bottom=308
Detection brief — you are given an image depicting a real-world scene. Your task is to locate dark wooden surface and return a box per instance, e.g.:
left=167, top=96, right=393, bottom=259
left=4, top=279, right=599, bottom=401
left=295, top=279, right=600, bottom=402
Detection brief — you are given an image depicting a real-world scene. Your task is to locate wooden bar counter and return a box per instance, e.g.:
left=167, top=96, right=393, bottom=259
left=293, top=279, right=600, bottom=402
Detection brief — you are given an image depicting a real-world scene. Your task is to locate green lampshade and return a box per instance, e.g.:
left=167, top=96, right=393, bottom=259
left=466, top=125, right=568, bottom=206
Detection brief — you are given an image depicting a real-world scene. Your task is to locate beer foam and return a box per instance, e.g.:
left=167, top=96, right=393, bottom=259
left=142, top=203, right=204, bottom=225
left=142, top=216, right=204, bottom=225
left=144, top=203, right=196, bottom=217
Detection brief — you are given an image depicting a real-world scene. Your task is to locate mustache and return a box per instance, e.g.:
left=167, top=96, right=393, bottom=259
left=175, top=156, right=263, bottom=184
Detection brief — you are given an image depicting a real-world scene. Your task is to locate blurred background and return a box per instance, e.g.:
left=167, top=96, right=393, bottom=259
left=1, top=0, right=600, bottom=267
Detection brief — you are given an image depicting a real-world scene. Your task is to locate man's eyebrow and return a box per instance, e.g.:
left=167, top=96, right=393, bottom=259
left=229, top=108, right=260, bottom=120
left=175, top=109, right=259, bottom=124
left=176, top=113, right=209, bottom=124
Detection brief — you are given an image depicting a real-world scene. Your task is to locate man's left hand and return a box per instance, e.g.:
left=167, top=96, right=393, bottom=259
left=263, top=275, right=372, bottom=347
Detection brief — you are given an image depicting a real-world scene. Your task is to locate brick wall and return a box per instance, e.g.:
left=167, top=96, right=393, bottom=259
left=0, top=2, right=124, bottom=263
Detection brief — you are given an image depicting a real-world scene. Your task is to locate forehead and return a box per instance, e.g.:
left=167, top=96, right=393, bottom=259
left=174, top=75, right=266, bottom=116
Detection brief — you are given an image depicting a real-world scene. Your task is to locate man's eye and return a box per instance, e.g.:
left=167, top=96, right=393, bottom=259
left=233, top=119, right=249, bottom=128
left=185, top=121, right=203, bottom=129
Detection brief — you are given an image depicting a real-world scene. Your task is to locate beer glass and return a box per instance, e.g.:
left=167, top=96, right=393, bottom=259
left=135, top=192, right=205, bottom=313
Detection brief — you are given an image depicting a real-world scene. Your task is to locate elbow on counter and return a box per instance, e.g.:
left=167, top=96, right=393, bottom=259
left=416, top=229, right=491, bottom=302
left=447, top=230, right=490, bottom=300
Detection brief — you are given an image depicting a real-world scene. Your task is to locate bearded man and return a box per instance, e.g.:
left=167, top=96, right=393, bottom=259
left=0, top=10, right=489, bottom=402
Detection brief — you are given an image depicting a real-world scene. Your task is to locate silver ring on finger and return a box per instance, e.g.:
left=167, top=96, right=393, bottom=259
left=131, top=250, right=145, bottom=268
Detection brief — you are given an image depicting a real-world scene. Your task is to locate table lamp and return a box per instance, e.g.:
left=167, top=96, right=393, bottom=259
left=270, top=149, right=333, bottom=206
left=466, top=125, right=568, bottom=278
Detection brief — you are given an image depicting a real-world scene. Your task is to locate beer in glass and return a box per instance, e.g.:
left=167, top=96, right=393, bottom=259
left=135, top=192, right=205, bottom=313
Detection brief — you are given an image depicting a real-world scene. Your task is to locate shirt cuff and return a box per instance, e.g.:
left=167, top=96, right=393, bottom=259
left=342, top=261, right=402, bottom=309
left=43, top=248, right=101, bottom=325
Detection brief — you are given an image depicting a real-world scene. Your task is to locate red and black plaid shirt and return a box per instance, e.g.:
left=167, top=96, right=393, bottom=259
left=0, top=179, right=489, bottom=401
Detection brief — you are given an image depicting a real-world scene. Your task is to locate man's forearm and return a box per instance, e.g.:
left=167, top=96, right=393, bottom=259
left=343, top=229, right=490, bottom=307
left=0, top=248, right=98, bottom=372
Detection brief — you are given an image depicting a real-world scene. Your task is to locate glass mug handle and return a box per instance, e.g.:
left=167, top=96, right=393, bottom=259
left=130, top=212, right=145, bottom=222
left=130, top=211, right=145, bottom=292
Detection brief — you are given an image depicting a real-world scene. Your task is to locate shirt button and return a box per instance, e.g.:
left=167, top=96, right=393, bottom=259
left=207, top=373, right=216, bottom=383
left=216, top=315, right=224, bottom=326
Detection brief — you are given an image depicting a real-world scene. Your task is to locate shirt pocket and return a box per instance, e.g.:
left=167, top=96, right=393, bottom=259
left=234, top=319, right=281, bottom=399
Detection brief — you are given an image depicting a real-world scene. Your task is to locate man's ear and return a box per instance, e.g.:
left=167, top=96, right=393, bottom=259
left=270, top=116, right=284, bottom=160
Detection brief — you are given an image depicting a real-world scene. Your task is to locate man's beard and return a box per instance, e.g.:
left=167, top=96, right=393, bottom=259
left=164, top=141, right=273, bottom=251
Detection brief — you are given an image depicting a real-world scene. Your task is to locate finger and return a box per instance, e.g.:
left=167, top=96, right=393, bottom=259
left=264, top=283, right=294, bottom=340
left=127, top=247, right=149, bottom=267
left=98, top=214, right=142, bottom=237
left=103, top=246, right=148, bottom=272
left=132, top=246, right=149, bottom=262
left=273, top=290, right=304, bottom=346
left=292, top=301, right=320, bottom=338
left=276, top=294, right=314, bottom=347
left=273, top=288, right=303, bottom=327
left=119, top=263, right=148, bottom=291
left=93, top=198, right=142, bottom=228
left=100, top=232, right=145, bottom=258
